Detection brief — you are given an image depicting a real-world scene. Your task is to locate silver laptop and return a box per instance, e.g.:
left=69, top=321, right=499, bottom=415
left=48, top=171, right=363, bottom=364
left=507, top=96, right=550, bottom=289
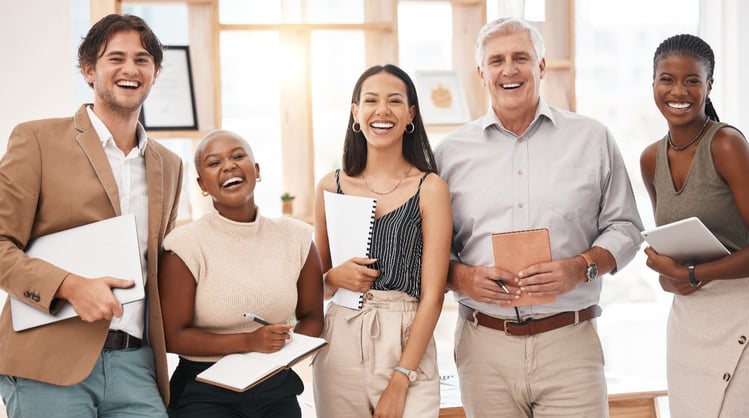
left=9, top=214, right=144, bottom=331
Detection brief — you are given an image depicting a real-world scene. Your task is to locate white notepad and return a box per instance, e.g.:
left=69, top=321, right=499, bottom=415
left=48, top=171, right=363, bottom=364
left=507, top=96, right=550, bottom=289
left=196, top=333, right=327, bottom=392
left=323, top=191, right=377, bottom=310
left=10, top=214, right=145, bottom=331
left=641, top=217, right=730, bottom=264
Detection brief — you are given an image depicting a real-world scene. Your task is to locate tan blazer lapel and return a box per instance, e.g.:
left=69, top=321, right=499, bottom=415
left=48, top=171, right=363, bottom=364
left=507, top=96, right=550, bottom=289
left=144, top=144, right=165, bottom=249
left=72, top=106, right=121, bottom=216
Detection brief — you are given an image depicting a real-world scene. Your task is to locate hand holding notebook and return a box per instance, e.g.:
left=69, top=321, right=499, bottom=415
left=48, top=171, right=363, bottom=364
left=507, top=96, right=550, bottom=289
left=492, top=228, right=556, bottom=307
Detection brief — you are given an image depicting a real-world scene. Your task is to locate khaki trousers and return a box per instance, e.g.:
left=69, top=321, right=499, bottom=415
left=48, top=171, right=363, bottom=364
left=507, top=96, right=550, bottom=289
left=455, top=314, right=608, bottom=418
left=313, top=290, right=440, bottom=418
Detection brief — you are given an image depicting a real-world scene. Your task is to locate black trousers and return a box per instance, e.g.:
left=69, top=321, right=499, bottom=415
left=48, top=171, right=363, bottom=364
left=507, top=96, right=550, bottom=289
left=168, top=357, right=304, bottom=418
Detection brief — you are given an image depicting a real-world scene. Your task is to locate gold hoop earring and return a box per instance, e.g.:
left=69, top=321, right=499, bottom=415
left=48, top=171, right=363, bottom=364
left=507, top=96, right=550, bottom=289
left=201, top=190, right=209, bottom=197
left=352, top=121, right=362, bottom=133
left=256, top=174, right=262, bottom=182
left=405, top=122, right=415, bottom=134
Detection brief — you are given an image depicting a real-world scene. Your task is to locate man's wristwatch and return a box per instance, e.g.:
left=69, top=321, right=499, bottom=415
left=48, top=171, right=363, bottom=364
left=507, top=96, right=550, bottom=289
left=394, top=366, right=417, bottom=382
left=578, top=253, right=599, bottom=282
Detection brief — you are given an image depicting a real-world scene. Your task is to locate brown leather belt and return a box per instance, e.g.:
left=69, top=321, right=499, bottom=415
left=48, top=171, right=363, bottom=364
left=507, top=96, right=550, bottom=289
left=459, top=303, right=602, bottom=336
left=103, top=330, right=142, bottom=350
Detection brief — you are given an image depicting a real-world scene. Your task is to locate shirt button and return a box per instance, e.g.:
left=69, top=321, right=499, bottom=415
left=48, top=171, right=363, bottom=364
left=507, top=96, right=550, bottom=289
left=517, top=169, right=523, bottom=175
left=739, top=336, right=747, bottom=345
left=723, top=373, right=731, bottom=382
left=518, top=203, right=524, bottom=208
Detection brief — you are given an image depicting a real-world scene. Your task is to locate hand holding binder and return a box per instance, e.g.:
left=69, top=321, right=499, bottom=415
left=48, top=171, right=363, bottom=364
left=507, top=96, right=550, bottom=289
left=323, top=191, right=378, bottom=310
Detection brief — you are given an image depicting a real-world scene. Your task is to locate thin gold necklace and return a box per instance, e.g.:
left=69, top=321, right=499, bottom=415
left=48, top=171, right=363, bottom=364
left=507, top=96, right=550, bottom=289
left=668, top=118, right=710, bottom=151
left=362, top=166, right=411, bottom=195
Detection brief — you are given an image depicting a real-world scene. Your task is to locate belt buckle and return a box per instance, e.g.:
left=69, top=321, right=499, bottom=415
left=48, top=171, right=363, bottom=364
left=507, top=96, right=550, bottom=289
left=503, top=319, right=521, bottom=335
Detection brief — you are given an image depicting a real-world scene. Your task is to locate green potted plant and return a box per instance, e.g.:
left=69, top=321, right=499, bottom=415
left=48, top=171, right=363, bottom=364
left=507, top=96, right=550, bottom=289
left=280, top=192, right=295, bottom=215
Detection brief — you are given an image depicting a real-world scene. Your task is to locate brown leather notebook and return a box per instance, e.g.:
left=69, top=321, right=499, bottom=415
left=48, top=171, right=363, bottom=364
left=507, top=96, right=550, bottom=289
left=492, top=228, right=556, bottom=307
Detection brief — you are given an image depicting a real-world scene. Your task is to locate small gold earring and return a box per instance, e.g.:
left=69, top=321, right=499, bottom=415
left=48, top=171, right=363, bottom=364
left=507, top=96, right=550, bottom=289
left=201, top=191, right=209, bottom=197
left=256, top=175, right=262, bottom=182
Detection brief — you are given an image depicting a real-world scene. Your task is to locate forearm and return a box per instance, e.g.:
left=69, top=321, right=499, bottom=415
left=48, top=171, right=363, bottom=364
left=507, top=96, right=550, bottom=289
left=395, top=291, right=443, bottom=371
left=681, top=248, right=749, bottom=282
left=294, top=312, right=324, bottom=337
left=446, top=260, right=470, bottom=293
left=165, top=327, right=255, bottom=357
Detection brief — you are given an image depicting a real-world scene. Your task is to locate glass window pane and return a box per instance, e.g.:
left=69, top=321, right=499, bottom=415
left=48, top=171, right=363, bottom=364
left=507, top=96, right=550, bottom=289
left=306, top=0, right=364, bottom=23
left=310, top=31, right=365, bottom=180
left=220, top=0, right=280, bottom=24
left=122, top=4, right=189, bottom=45
left=398, top=2, right=452, bottom=75
left=575, top=0, right=698, bottom=383
left=220, top=31, right=283, bottom=216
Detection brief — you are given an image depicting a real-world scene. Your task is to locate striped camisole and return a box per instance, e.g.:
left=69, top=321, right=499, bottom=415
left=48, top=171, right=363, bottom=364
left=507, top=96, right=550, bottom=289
left=335, top=169, right=429, bottom=299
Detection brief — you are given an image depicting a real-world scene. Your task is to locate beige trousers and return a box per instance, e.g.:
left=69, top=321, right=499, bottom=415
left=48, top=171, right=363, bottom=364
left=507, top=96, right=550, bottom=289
left=313, top=290, right=440, bottom=418
left=455, top=315, right=608, bottom=418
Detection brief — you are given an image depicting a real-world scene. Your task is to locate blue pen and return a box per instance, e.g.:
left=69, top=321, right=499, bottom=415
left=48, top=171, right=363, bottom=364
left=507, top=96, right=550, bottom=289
left=243, top=313, right=272, bottom=326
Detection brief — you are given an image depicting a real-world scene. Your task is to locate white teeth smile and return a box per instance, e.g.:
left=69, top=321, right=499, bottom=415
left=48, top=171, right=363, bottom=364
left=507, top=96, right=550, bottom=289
left=668, top=102, right=690, bottom=109
left=371, top=122, right=394, bottom=129
left=221, top=177, right=243, bottom=187
left=501, top=83, right=521, bottom=89
left=117, top=80, right=139, bottom=88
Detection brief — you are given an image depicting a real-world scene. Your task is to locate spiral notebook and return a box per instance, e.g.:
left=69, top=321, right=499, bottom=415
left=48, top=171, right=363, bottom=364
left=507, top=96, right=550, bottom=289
left=323, top=191, right=377, bottom=310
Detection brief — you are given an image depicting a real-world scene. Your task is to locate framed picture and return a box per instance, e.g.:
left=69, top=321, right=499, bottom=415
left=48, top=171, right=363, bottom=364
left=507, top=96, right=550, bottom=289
left=140, top=45, right=198, bottom=130
left=414, top=70, right=470, bottom=125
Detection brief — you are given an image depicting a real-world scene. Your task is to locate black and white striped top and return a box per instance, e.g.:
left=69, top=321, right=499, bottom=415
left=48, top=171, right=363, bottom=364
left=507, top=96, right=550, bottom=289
left=335, top=169, right=429, bottom=299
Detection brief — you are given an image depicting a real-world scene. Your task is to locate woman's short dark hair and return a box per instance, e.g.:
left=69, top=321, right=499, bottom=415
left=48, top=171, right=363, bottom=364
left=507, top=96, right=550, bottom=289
left=342, top=64, right=437, bottom=176
left=78, top=14, right=163, bottom=87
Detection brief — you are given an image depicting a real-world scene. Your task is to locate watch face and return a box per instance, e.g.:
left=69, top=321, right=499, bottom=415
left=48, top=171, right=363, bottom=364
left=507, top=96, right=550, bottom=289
left=586, top=264, right=599, bottom=281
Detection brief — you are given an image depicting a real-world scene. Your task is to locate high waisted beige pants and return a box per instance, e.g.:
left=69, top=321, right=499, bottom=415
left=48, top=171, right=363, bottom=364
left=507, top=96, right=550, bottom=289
left=312, top=290, right=440, bottom=418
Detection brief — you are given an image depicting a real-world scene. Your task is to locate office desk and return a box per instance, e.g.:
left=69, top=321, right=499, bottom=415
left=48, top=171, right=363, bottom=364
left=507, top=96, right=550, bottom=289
left=437, top=373, right=667, bottom=418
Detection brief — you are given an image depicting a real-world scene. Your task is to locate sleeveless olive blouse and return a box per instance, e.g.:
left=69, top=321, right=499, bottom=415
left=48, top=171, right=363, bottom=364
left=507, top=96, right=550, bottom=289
left=653, top=122, right=749, bottom=252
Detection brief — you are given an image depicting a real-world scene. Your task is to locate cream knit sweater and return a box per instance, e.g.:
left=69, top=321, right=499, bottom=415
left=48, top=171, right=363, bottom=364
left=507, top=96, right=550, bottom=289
left=162, top=210, right=312, bottom=362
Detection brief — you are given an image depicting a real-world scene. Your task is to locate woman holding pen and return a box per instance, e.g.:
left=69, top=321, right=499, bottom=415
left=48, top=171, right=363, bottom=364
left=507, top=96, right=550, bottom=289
left=158, top=130, right=324, bottom=417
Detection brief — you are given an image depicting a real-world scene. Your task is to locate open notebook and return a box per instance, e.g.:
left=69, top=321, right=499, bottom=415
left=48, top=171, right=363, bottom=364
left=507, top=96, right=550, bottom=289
left=196, top=333, right=327, bottom=392
left=323, top=191, right=377, bottom=310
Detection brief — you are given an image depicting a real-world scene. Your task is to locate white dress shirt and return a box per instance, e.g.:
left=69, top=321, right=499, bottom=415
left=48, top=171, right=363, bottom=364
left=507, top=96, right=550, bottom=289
left=86, top=106, right=148, bottom=339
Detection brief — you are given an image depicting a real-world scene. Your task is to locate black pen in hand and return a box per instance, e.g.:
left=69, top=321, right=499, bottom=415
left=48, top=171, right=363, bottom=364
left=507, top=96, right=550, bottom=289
left=494, top=280, right=510, bottom=294
left=243, top=313, right=272, bottom=326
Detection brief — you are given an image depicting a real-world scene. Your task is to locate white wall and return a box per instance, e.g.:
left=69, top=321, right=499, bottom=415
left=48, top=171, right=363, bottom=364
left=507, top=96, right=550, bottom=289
left=701, top=0, right=749, bottom=130
left=0, top=0, right=74, bottom=304
left=0, top=0, right=75, bottom=151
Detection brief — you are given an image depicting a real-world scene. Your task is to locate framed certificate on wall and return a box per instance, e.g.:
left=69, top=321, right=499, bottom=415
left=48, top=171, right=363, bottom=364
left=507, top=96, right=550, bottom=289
left=140, top=45, right=198, bottom=130
left=414, top=71, right=470, bottom=125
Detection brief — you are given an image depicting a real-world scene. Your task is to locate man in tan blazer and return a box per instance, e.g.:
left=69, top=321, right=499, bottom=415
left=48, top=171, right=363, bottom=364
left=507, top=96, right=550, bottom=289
left=0, top=14, right=183, bottom=417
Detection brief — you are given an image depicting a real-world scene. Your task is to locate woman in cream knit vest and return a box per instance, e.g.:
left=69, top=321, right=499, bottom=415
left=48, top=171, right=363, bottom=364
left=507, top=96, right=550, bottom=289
left=158, top=130, right=324, bottom=417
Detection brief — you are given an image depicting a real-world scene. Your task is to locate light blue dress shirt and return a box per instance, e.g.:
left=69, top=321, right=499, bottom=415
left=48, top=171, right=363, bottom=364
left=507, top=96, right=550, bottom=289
left=435, top=99, right=644, bottom=317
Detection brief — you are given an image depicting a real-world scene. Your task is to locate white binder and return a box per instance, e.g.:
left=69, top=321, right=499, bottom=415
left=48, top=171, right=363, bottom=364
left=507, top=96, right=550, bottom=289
left=323, top=191, right=377, bottom=310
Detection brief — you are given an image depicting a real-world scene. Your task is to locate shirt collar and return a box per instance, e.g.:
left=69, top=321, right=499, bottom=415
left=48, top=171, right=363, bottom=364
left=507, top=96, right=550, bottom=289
left=481, top=98, right=557, bottom=134
left=86, top=105, right=148, bottom=155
